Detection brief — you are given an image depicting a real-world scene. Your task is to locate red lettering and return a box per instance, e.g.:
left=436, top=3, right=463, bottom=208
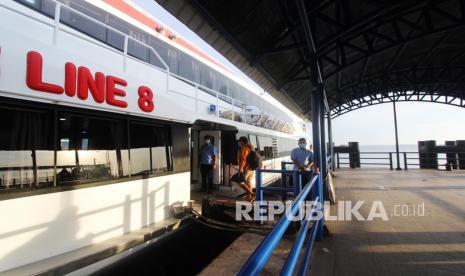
left=65, top=62, right=76, bottom=96
left=138, top=86, right=154, bottom=112
left=106, top=76, right=128, bottom=108
left=26, top=51, right=64, bottom=94
left=77, top=66, right=105, bottom=103
left=25, top=51, right=155, bottom=111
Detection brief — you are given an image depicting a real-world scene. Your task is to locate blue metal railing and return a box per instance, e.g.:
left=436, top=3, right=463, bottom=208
left=238, top=164, right=324, bottom=276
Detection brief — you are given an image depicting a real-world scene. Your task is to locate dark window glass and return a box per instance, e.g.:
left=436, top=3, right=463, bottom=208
left=130, top=123, right=172, bottom=176
left=64, top=0, right=105, bottom=21
left=128, top=39, right=149, bottom=63
left=0, top=108, right=54, bottom=191
left=149, top=38, right=169, bottom=68
left=200, top=64, right=213, bottom=89
left=258, top=136, right=273, bottom=159
left=106, top=29, right=125, bottom=51
left=149, top=50, right=168, bottom=69
left=56, top=114, right=129, bottom=186
left=230, top=83, right=242, bottom=107
left=14, top=0, right=55, bottom=18
left=278, top=138, right=295, bottom=157
left=179, top=53, right=194, bottom=81
left=192, top=61, right=201, bottom=83
left=168, top=49, right=180, bottom=74
left=248, top=134, right=258, bottom=151
left=218, top=74, right=228, bottom=95
left=128, top=39, right=167, bottom=69
left=60, top=7, right=107, bottom=43
left=107, top=14, right=130, bottom=34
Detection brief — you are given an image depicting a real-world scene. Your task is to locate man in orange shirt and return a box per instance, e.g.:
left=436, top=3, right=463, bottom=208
left=237, top=136, right=255, bottom=200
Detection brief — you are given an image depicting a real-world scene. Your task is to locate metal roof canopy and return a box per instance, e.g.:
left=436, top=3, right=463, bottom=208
left=156, top=0, right=465, bottom=119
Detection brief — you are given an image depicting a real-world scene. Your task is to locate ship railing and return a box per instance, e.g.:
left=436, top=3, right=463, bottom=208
left=335, top=151, right=465, bottom=170
left=5, top=0, right=271, bottom=128
left=238, top=162, right=324, bottom=275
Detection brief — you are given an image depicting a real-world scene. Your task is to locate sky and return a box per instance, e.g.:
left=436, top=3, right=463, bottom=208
left=132, top=0, right=465, bottom=146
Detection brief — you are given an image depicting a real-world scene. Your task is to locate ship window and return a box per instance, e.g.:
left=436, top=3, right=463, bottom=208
left=168, top=49, right=180, bottom=74
left=192, top=61, right=200, bottom=83
left=107, top=14, right=130, bottom=35
left=149, top=39, right=169, bottom=67
left=14, top=0, right=56, bottom=18
left=149, top=50, right=168, bottom=70
left=56, top=114, right=129, bottom=186
left=258, top=136, right=274, bottom=159
left=200, top=64, right=213, bottom=89
left=217, top=75, right=228, bottom=95
left=106, top=30, right=125, bottom=51
left=60, top=7, right=107, bottom=43
left=129, top=123, right=172, bottom=176
left=0, top=108, right=54, bottom=191
left=278, top=137, right=296, bottom=157
left=230, top=83, right=242, bottom=107
left=248, top=134, right=258, bottom=152
left=179, top=53, right=195, bottom=81
left=128, top=39, right=149, bottom=63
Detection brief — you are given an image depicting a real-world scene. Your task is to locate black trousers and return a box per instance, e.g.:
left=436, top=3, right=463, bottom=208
left=200, top=164, right=214, bottom=192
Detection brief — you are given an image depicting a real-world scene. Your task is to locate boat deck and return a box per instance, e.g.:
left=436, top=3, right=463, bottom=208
left=200, top=168, right=465, bottom=275
left=311, top=168, right=465, bottom=276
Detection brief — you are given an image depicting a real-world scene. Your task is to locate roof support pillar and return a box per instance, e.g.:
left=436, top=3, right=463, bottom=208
left=311, top=85, right=329, bottom=200
left=393, top=101, right=402, bottom=170
left=327, top=110, right=334, bottom=173
left=319, top=95, right=330, bottom=200
left=295, top=0, right=330, bottom=201
left=311, top=87, right=322, bottom=172
left=320, top=95, right=327, bottom=179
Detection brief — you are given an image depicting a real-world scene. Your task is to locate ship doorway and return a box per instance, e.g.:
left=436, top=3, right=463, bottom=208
left=191, top=130, right=222, bottom=191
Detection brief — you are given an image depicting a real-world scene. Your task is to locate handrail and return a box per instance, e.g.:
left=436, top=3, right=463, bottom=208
left=238, top=174, right=320, bottom=276
left=281, top=196, right=319, bottom=275
left=335, top=151, right=465, bottom=170
left=238, top=165, right=324, bottom=276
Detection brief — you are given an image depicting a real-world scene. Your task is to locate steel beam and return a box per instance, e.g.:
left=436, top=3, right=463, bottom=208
left=319, top=94, right=328, bottom=199
left=311, top=88, right=322, bottom=173
left=327, top=112, right=334, bottom=172
left=393, top=101, right=401, bottom=170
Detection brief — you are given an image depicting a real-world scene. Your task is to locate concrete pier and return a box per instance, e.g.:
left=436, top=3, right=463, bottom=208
left=311, top=169, right=465, bottom=275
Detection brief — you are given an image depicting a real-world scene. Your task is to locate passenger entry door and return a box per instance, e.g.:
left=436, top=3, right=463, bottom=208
left=198, top=130, right=222, bottom=186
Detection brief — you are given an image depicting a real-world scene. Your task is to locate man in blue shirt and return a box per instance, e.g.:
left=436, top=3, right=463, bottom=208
left=291, top=138, right=314, bottom=185
left=199, top=135, right=217, bottom=193
left=291, top=138, right=314, bottom=170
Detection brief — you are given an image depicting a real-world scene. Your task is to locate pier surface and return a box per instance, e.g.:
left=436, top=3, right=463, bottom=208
left=311, top=169, right=465, bottom=275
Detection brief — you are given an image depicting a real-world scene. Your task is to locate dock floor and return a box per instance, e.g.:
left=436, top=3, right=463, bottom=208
left=311, top=169, right=465, bottom=276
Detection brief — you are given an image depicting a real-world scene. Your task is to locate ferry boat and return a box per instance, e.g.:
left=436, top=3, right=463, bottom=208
left=0, top=0, right=309, bottom=272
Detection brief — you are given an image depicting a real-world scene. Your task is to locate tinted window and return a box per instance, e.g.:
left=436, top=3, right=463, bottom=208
left=278, top=137, right=296, bottom=157
left=150, top=38, right=169, bottom=67
left=128, top=39, right=149, bottom=62
left=15, top=0, right=55, bottom=18
left=179, top=53, right=194, bottom=81
left=56, top=114, right=129, bottom=186
left=130, top=123, right=172, bottom=176
left=107, top=14, right=130, bottom=34
left=106, top=29, right=125, bottom=51
left=249, top=134, right=258, bottom=151
left=200, top=64, right=213, bottom=89
left=168, top=49, right=180, bottom=74
left=60, top=7, right=107, bottom=43
left=258, top=136, right=273, bottom=159
left=0, top=108, right=54, bottom=190
left=217, top=74, right=228, bottom=95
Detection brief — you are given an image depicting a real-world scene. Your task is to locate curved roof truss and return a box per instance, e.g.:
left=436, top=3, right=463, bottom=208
left=155, top=0, right=465, bottom=119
